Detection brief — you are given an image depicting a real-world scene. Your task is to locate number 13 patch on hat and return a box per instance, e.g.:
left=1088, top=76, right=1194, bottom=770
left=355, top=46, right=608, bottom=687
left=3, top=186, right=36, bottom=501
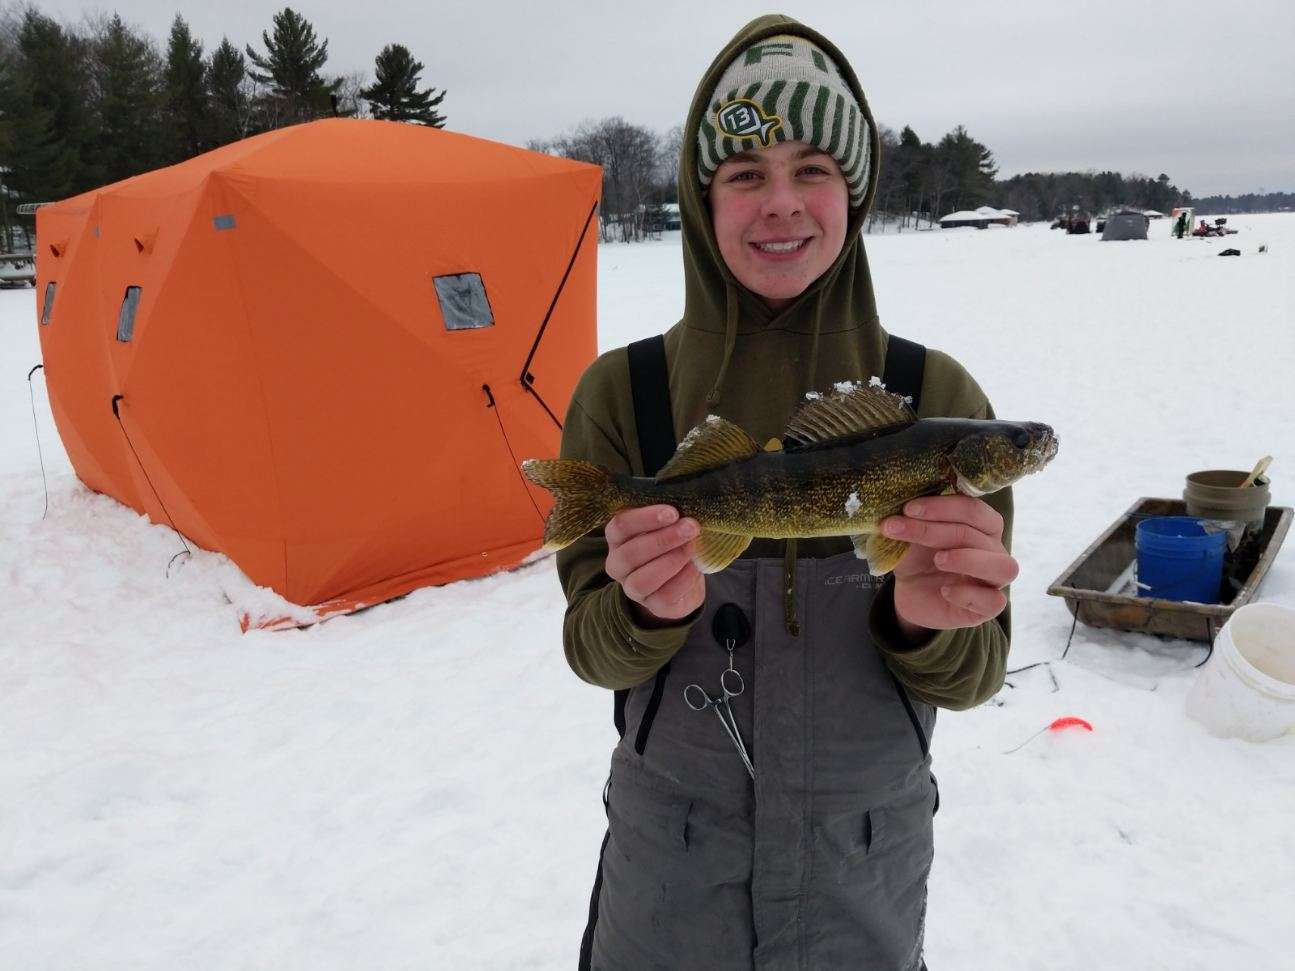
left=716, top=99, right=782, bottom=147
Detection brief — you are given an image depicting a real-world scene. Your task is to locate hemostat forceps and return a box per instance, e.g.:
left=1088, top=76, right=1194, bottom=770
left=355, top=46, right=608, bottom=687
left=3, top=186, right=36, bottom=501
left=684, top=664, right=755, bottom=780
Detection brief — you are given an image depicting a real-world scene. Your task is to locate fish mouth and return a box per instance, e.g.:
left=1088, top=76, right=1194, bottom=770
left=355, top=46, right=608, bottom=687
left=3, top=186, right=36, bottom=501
left=1030, top=425, right=1059, bottom=467
left=1014, top=425, right=1059, bottom=483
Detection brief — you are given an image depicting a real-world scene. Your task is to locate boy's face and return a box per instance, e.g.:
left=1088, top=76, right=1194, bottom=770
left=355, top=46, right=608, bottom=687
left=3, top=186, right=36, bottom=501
left=709, top=139, right=849, bottom=309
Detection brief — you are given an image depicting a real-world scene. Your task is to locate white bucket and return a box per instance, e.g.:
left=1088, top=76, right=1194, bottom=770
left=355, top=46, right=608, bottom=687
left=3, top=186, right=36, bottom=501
left=1185, top=602, right=1295, bottom=741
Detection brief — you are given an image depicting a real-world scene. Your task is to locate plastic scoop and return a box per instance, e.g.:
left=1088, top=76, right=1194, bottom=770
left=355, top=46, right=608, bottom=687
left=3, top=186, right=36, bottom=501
left=1239, top=456, right=1272, bottom=489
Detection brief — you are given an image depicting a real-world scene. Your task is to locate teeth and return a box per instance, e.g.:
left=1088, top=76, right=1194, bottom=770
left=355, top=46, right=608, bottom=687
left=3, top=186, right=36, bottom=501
left=755, top=239, right=805, bottom=253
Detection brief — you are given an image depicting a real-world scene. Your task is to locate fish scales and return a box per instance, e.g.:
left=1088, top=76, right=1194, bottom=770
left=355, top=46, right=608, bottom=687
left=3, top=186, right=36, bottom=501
left=612, top=421, right=966, bottom=540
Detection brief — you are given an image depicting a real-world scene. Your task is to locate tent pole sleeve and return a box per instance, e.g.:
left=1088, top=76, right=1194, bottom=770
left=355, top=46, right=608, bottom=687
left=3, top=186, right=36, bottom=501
left=519, top=198, right=599, bottom=430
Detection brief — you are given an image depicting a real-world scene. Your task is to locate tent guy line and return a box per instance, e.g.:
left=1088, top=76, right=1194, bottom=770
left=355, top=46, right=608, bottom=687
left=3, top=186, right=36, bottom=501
left=111, top=393, right=193, bottom=575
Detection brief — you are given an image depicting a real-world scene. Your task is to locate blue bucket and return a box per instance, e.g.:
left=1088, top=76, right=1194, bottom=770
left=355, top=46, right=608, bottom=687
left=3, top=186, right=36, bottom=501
left=1135, top=516, right=1226, bottom=603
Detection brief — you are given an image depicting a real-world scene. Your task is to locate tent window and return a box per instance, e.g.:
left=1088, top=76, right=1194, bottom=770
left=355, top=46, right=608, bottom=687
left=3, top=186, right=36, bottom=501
left=117, top=286, right=142, bottom=342
left=434, top=273, right=494, bottom=331
left=41, top=282, right=56, bottom=326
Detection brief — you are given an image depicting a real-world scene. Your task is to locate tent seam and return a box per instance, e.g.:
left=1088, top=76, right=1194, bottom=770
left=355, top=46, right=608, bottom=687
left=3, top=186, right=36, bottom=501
left=209, top=171, right=294, bottom=597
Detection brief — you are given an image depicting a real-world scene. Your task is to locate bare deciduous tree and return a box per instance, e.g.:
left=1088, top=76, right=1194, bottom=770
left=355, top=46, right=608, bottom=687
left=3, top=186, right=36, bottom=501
left=543, top=116, right=662, bottom=242
left=332, top=71, right=371, bottom=119
left=656, top=124, right=683, bottom=200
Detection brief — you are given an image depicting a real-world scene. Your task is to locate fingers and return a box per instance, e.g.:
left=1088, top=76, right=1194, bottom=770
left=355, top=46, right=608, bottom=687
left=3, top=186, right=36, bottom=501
left=939, top=578, right=1008, bottom=620
left=933, top=548, right=1019, bottom=589
left=606, top=515, right=699, bottom=583
left=641, top=562, right=706, bottom=620
left=882, top=514, right=998, bottom=553
left=881, top=495, right=1005, bottom=553
left=604, top=505, right=679, bottom=547
left=900, top=496, right=1004, bottom=541
left=604, top=505, right=706, bottom=622
left=620, top=542, right=694, bottom=603
left=889, top=497, right=1013, bottom=630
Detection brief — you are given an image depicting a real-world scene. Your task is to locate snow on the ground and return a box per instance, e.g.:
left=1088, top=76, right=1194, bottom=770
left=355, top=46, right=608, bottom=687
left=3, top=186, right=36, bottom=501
left=2, top=215, right=1293, bottom=969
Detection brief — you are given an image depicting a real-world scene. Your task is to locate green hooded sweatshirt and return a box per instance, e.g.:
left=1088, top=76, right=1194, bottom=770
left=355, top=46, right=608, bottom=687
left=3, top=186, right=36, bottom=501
left=555, top=14, right=1011, bottom=710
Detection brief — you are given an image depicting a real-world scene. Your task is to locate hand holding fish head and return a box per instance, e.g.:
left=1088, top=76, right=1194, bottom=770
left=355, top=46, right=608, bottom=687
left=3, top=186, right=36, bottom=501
left=881, top=495, right=1019, bottom=638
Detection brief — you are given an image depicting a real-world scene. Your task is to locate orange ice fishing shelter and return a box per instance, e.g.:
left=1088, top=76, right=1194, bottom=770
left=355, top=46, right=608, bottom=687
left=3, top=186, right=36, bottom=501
left=34, top=118, right=600, bottom=629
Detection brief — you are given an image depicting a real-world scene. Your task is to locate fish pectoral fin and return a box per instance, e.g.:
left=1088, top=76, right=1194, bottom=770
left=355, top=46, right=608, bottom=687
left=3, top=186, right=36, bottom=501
left=864, top=533, right=910, bottom=576
left=692, top=529, right=753, bottom=574
left=656, top=416, right=760, bottom=482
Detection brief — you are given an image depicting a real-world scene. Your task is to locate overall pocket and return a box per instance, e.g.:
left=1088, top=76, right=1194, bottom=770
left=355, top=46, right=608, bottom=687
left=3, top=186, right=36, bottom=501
left=887, top=671, right=931, bottom=760
left=598, top=766, right=755, bottom=965
left=632, top=662, right=671, bottom=756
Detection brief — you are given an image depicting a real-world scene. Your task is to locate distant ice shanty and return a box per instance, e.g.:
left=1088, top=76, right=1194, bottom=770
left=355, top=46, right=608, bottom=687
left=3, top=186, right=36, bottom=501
left=1101, top=209, right=1150, bottom=241
left=940, top=207, right=1018, bottom=229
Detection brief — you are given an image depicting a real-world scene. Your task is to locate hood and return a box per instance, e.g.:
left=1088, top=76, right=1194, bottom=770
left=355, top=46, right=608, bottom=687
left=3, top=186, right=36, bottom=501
left=676, top=14, right=884, bottom=406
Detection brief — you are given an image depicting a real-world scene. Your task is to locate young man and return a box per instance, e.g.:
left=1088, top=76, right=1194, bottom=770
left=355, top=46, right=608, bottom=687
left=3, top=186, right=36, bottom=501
left=559, top=15, right=1015, bottom=970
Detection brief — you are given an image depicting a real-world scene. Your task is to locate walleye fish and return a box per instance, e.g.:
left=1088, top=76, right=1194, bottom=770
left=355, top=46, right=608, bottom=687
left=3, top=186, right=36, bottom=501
left=522, top=380, right=1058, bottom=575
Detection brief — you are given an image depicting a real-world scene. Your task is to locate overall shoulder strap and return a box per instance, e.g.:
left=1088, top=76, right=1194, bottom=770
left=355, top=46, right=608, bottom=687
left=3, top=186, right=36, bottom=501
left=882, top=334, right=927, bottom=412
left=614, top=334, right=678, bottom=741
left=626, top=334, right=677, bottom=475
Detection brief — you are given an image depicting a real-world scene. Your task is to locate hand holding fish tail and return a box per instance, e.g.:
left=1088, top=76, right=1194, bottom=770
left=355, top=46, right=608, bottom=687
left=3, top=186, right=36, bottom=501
left=882, top=495, right=1017, bottom=637
left=604, top=505, right=707, bottom=627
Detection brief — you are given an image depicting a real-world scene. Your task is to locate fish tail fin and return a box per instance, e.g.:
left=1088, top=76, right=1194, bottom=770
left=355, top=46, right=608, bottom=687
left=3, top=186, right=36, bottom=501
left=521, top=459, right=619, bottom=551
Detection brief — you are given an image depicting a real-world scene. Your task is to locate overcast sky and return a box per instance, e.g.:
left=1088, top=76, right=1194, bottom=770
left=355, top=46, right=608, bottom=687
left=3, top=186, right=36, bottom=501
left=43, top=0, right=1295, bottom=196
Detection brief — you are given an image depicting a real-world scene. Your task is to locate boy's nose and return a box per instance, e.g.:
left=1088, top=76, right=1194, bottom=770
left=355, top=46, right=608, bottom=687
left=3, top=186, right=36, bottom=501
left=761, top=175, right=803, bottom=219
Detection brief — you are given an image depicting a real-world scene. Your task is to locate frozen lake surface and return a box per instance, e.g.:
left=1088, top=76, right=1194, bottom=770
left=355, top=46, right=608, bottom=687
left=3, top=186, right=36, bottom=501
left=2, top=214, right=1293, bottom=969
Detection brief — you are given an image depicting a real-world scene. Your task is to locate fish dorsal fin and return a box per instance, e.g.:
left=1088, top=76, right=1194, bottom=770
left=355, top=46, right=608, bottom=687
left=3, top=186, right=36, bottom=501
left=783, top=380, right=917, bottom=452
left=656, top=415, right=760, bottom=481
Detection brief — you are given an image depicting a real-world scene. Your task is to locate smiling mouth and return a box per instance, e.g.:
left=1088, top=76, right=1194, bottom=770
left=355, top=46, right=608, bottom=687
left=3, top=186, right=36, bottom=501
left=751, top=238, right=809, bottom=254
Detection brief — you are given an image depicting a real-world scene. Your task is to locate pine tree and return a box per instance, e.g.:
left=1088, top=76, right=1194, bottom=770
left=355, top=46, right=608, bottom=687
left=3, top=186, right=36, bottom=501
left=16, top=11, right=96, bottom=195
left=162, top=15, right=209, bottom=163
left=208, top=38, right=249, bottom=146
left=91, top=14, right=166, bottom=187
left=0, top=50, right=12, bottom=163
left=0, top=56, right=60, bottom=193
left=0, top=52, right=61, bottom=245
left=244, top=8, right=340, bottom=128
left=360, top=44, right=446, bottom=127
left=936, top=125, right=997, bottom=213
left=894, top=125, right=928, bottom=219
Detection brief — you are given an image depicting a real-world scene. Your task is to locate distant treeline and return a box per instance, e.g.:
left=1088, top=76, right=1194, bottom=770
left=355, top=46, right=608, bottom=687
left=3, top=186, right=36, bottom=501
left=528, top=120, right=1011, bottom=240
left=0, top=5, right=446, bottom=245
left=3, top=2, right=1288, bottom=248
left=870, top=124, right=998, bottom=228
left=991, top=170, right=1186, bottom=222
left=1187, top=191, right=1295, bottom=215
left=532, top=118, right=1202, bottom=234
left=872, top=128, right=1195, bottom=223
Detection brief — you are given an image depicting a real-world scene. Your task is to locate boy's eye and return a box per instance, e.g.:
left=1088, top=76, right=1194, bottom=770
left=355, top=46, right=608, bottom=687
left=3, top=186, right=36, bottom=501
left=726, top=169, right=760, bottom=182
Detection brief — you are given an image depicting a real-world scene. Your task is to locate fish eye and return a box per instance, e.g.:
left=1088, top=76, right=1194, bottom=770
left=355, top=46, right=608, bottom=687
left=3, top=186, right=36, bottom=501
left=1011, top=429, right=1031, bottom=449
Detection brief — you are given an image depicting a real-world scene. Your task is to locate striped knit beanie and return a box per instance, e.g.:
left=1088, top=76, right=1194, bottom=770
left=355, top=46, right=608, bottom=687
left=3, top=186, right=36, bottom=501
left=697, top=34, right=872, bottom=209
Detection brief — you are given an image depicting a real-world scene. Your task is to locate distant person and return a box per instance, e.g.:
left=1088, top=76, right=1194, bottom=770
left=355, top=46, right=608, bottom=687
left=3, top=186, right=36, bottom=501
left=1175, top=211, right=1188, bottom=238
left=556, top=14, right=1018, bottom=970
